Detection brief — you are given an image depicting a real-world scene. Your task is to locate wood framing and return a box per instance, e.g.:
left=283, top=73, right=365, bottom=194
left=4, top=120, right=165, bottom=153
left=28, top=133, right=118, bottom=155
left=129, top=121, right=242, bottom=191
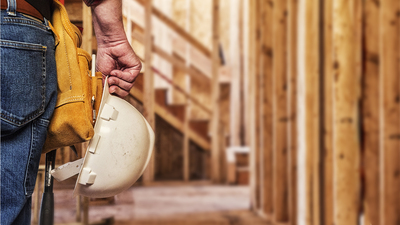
left=129, top=84, right=211, bottom=151
left=297, top=0, right=321, bottom=224
left=307, top=2, right=321, bottom=224
left=362, top=1, right=380, bottom=225
left=142, top=0, right=156, bottom=182
left=379, top=0, right=400, bottom=224
left=246, top=0, right=258, bottom=211
left=273, top=0, right=289, bottom=221
left=81, top=3, right=92, bottom=54
left=252, top=0, right=263, bottom=212
left=210, top=0, right=221, bottom=183
left=136, top=0, right=211, bottom=58
left=229, top=0, right=241, bottom=147
left=323, top=0, right=334, bottom=224
left=287, top=0, right=298, bottom=224
left=260, top=0, right=274, bottom=218
left=332, top=0, right=362, bottom=224
left=183, top=104, right=190, bottom=181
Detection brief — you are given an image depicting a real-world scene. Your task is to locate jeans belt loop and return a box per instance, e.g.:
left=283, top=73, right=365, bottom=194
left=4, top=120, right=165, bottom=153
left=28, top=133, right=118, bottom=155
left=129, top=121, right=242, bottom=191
left=6, top=0, right=16, bottom=16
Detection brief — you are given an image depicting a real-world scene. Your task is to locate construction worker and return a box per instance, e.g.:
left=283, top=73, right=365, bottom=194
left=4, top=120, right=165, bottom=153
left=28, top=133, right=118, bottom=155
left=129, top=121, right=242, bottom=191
left=0, top=0, right=141, bottom=223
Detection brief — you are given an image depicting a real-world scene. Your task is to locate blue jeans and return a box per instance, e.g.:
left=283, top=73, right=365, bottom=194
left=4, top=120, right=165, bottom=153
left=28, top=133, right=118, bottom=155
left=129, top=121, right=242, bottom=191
left=1, top=6, right=57, bottom=225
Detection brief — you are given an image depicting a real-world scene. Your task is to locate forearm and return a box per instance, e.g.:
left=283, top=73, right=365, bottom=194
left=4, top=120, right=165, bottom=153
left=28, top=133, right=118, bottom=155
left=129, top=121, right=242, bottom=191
left=90, top=0, right=127, bottom=47
left=85, top=0, right=141, bottom=98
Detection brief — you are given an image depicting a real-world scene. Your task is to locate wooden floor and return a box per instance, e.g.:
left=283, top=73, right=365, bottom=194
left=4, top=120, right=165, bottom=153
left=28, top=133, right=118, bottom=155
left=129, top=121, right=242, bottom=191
left=114, top=210, right=269, bottom=225
left=33, top=184, right=269, bottom=225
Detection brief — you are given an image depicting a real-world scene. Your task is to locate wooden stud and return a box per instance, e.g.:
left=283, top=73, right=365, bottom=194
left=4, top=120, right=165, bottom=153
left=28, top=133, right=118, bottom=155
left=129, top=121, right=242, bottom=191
left=297, top=0, right=321, bottom=224
left=82, top=196, right=89, bottom=225
left=259, top=0, right=274, bottom=218
left=76, top=196, right=82, bottom=222
left=252, top=0, right=263, bottom=212
left=183, top=104, right=190, bottom=181
left=288, top=0, right=298, bottom=224
left=182, top=5, right=190, bottom=179
left=246, top=0, right=258, bottom=210
left=322, top=0, right=334, bottom=224
left=210, top=0, right=221, bottom=183
left=229, top=0, right=241, bottom=147
left=362, top=0, right=380, bottom=225
left=238, top=0, right=245, bottom=147
left=32, top=171, right=43, bottom=224
left=296, top=0, right=306, bottom=223
left=332, top=0, right=362, bottom=224
left=82, top=3, right=92, bottom=54
left=142, top=0, right=156, bottom=182
left=306, top=1, right=321, bottom=224
left=379, top=0, right=400, bottom=224
left=273, top=0, right=289, bottom=222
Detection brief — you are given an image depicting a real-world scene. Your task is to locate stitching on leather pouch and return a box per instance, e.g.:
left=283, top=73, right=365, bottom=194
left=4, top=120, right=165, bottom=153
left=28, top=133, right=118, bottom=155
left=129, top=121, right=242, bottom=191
left=57, top=95, right=85, bottom=108
left=60, top=9, right=76, bottom=42
left=61, top=28, right=73, bottom=89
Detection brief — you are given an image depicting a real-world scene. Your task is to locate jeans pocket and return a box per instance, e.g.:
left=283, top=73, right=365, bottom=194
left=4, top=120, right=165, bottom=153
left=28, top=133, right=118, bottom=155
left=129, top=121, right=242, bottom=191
left=1, top=40, right=47, bottom=136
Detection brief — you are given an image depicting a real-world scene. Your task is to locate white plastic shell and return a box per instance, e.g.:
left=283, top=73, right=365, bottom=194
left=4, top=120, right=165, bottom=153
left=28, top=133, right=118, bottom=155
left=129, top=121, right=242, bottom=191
left=73, top=77, right=154, bottom=198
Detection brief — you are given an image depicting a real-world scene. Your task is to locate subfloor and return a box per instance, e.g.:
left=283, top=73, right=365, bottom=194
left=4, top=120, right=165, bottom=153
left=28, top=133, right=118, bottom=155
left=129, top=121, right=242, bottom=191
left=33, top=184, right=269, bottom=225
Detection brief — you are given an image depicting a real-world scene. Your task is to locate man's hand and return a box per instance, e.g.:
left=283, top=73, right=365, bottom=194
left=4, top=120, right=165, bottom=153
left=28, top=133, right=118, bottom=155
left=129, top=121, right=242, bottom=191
left=96, top=41, right=142, bottom=98
left=91, top=0, right=141, bottom=98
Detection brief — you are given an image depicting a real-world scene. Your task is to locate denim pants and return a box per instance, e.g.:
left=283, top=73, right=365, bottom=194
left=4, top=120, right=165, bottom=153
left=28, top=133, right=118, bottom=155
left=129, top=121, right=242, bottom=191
left=1, top=2, right=57, bottom=224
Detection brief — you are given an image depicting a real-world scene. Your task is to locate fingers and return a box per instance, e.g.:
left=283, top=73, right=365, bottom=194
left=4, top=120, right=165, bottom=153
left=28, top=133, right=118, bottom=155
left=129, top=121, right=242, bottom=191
left=107, top=70, right=139, bottom=98
left=109, top=85, right=130, bottom=98
left=109, top=71, right=136, bottom=89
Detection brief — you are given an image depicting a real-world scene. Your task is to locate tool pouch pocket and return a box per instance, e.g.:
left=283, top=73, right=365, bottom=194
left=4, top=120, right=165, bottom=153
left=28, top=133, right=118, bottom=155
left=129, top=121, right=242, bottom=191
left=42, top=0, right=103, bottom=153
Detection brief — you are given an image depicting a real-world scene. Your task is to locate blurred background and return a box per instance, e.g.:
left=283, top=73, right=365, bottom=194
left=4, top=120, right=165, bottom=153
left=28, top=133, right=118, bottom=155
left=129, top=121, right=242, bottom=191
left=32, top=0, right=400, bottom=224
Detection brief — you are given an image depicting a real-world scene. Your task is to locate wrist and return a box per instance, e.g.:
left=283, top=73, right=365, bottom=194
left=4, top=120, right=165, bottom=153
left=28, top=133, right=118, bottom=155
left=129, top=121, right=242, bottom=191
left=91, top=0, right=126, bottom=46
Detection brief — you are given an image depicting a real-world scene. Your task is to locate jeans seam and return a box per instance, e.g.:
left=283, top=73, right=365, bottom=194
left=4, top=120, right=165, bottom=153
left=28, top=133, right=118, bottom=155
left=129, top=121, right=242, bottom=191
left=42, top=47, right=47, bottom=108
left=0, top=40, right=47, bottom=51
left=2, top=17, right=48, bottom=31
left=24, top=121, right=36, bottom=196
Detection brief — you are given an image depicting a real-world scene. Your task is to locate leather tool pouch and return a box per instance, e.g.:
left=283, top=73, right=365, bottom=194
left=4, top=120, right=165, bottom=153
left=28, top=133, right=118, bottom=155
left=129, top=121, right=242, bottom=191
left=42, top=0, right=103, bottom=153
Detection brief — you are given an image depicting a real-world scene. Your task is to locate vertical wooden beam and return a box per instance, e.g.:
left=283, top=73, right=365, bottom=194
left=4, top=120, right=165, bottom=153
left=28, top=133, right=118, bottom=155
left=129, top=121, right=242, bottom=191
left=82, top=3, right=92, bottom=54
left=76, top=195, right=82, bottom=222
left=253, top=0, right=262, bottom=212
left=287, top=0, right=298, bottom=224
left=143, top=0, right=155, bottom=182
left=183, top=104, right=190, bottom=181
left=227, top=0, right=241, bottom=184
left=82, top=196, right=89, bottom=225
left=297, top=0, right=321, bottom=224
left=182, top=71, right=190, bottom=182
left=307, top=2, right=321, bottom=224
left=238, top=0, right=245, bottom=146
left=362, top=0, right=380, bottom=225
left=211, top=0, right=221, bottom=183
left=182, top=3, right=191, bottom=181
left=296, top=0, right=307, bottom=223
left=125, top=14, right=132, bottom=46
left=323, top=0, right=334, bottom=224
left=229, top=0, right=241, bottom=147
left=332, top=0, right=362, bottom=224
left=380, top=0, right=400, bottom=224
left=273, top=0, right=289, bottom=221
left=261, top=0, right=274, bottom=218
left=246, top=0, right=258, bottom=210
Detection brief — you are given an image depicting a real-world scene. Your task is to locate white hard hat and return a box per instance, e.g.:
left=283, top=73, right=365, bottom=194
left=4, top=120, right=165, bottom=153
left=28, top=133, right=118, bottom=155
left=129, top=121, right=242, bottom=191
left=51, top=76, right=154, bottom=198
